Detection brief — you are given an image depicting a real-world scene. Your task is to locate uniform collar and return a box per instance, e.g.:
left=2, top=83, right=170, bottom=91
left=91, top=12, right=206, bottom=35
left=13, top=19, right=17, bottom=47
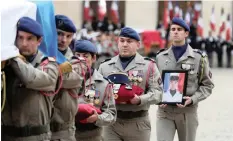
left=107, top=52, right=145, bottom=72
left=31, top=51, right=43, bottom=67
left=64, top=47, right=73, bottom=60
left=164, top=44, right=195, bottom=63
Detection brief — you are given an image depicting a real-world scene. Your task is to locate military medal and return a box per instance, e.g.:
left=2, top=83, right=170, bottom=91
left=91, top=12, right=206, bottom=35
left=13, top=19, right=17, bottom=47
left=114, top=94, right=118, bottom=99
left=138, top=76, right=143, bottom=83
left=94, top=98, right=100, bottom=104
left=137, top=70, right=143, bottom=83
left=113, top=84, right=120, bottom=99
left=94, top=90, right=100, bottom=105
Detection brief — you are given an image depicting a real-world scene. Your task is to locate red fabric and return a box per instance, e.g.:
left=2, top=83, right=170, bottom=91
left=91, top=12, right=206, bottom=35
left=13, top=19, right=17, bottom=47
left=142, top=30, right=163, bottom=50
left=178, top=73, right=185, bottom=93
left=110, top=1, right=119, bottom=24
left=219, top=22, right=225, bottom=35
left=76, top=104, right=102, bottom=122
left=226, top=28, right=231, bottom=41
left=84, top=0, right=90, bottom=21
left=115, top=85, right=144, bottom=104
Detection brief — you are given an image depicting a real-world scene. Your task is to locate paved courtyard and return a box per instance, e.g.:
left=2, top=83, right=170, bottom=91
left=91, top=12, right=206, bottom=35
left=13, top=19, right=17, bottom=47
left=149, top=68, right=233, bottom=141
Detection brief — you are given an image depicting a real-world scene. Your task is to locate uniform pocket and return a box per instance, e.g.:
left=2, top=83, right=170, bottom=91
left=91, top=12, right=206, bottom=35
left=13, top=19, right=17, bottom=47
left=136, top=118, right=151, bottom=131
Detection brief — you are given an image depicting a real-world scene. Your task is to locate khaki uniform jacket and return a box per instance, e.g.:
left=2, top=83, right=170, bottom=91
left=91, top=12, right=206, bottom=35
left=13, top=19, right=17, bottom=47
left=98, top=53, right=163, bottom=112
left=2, top=51, right=58, bottom=139
left=51, top=49, right=86, bottom=132
left=64, top=47, right=73, bottom=60
left=156, top=45, right=214, bottom=112
left=77, top=69, right=116, bottom=127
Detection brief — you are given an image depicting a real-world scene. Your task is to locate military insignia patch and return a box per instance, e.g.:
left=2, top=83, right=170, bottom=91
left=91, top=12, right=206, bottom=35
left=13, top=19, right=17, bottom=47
left=157, top=77, right=162, bottom=85
left=209, top=71, right=212, bottom=78
left=58, top=20, right=63, bottom=26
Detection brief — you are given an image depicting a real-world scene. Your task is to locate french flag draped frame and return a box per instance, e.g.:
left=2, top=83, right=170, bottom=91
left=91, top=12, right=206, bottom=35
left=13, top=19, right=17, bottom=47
left=1, top=0, right=66, bottom=64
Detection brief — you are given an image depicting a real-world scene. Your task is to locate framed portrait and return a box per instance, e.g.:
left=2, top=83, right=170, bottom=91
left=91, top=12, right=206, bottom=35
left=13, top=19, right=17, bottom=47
left=160, top=70, right=188, bottom=105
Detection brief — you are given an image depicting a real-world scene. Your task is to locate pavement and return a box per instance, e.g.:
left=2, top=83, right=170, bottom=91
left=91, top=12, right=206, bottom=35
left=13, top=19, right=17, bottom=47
left=149, top=68, right=233, bottom=141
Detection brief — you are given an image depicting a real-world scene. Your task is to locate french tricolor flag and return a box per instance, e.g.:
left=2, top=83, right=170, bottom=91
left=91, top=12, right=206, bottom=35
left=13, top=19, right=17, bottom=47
left=1, top=0, right=66, bottom=64
left=163, top=73, right=185, bottom=94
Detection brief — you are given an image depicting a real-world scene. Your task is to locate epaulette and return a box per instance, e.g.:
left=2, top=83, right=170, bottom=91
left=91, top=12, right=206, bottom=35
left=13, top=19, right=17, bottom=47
left=101, top=58, right=111, bottom=64
left=193, top=49, right=207, bottom=57
left=156, top=48, right=167, bottom=55
left=144, top=57, right=156, bottom=63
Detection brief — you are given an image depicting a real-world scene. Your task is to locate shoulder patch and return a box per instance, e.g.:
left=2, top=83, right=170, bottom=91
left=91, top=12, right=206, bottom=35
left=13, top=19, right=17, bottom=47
left=144, top=57, right=156, bottom=63
left=101, top=58, right=111, bottom=64
left=193, top=49, right=207, bottom=57
left=156, top=48, right=167, bottom=55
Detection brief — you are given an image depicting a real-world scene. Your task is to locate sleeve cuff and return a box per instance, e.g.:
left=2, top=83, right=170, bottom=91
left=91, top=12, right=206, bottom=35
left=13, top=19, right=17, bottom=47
left=191, top=95, right=198, bottom=105
left=138, top=94, right=147, bottom=106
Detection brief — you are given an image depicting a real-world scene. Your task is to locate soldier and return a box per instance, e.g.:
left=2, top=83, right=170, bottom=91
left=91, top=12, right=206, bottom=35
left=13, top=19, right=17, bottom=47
left=55, top=15, right=76, bottom=60
left=74, top=40, right=116, bottom=141
left=222, top=39, right=232, bottom=68
left=1, top=17, right=59, bottom=141
left=98, top=27, right=163, bottom=141
left=156, top=17, right=214, bottom=141
left=50, top=15, right=87, bottom=141
left=215, top=36, right=224, bottom=67
left=203, top=31, right=216, bottom=68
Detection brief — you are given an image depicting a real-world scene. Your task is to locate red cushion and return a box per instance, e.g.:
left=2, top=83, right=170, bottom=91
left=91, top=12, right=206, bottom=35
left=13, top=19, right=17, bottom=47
left=115, top=85, right=144, bottom=104
left=76, top=104, right=102, bottom=122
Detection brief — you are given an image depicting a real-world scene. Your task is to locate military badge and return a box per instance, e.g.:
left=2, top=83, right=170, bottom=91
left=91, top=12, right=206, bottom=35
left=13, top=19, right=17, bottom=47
left=157, top=77, right=162, bottom=85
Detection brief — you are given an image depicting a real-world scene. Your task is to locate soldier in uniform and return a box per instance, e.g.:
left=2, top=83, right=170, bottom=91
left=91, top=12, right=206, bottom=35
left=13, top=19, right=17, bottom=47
left=222, top=39, right=232, bottom=68
left=203, top=31, right=216, bottom=68
left=98, top=27, right=163, bottom=141
left=156, top=17, right=214, bottom=141
left=50, top=15, right=87, bottom=141
left=215, top=36, right=224, bottom=67
left=55, top=15, right=76, bottom=60
left=74, top=40, right=116, bottom=141
left=1, top=17, right=59, bottom=141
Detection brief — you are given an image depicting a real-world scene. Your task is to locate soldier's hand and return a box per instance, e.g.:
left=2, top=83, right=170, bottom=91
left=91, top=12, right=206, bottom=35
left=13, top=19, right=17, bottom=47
left=130, top=95, right=141, bottom=105
left=86, top=110, right=98, bottom=123
left=159, top=104, right=167, bottom=108
left=176, top=96, right=193, bottom=108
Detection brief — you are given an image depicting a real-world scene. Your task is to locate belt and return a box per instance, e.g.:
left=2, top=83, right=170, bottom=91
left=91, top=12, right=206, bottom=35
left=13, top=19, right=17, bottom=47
left=75, top=122, right=98, bottom=132
left=2, top=124, right=50, bottom=137
left=50, top=122, right=74, bottom=132
left=117, top=110, right=148, bottom=119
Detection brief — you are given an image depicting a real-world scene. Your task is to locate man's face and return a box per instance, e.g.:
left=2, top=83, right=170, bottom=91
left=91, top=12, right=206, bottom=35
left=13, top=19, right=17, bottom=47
left=117, top=37, right=140, bottom=57
left=16, top=31, right=42, bottom=56
left=75, top=52, right=96, bottom=68
left=57, top=29, right=74, bottom=51
left=170, top=24, right=189, bottom=45
left=170, top=80, right=178, bottom=90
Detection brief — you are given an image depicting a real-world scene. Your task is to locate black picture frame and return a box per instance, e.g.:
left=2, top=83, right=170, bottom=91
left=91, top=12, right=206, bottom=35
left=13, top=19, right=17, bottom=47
left=160, top=70, right=188, bottom=105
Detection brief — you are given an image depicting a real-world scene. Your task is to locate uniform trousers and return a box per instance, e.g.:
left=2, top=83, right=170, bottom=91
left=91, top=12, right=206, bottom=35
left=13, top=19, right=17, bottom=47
left=103, top=116, right=151, bottom=141
left=156, top=107, right=198, bottom=141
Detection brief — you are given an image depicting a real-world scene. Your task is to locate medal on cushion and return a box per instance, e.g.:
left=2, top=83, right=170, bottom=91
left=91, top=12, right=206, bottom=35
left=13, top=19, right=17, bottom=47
left=113, top=84, right=121, bottom=99
left=94, top=90, right=100, bottom=105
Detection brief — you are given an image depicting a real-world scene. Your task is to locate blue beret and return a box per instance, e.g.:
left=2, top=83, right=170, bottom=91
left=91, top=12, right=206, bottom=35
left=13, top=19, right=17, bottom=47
left=172, top=17, right=190, bottom=32
left=55, top=15, right=76, bottom=33
left=17, top=17, right=43, bottom=37
left=74, top=40, right=97, bottom=54
left=119, top=27, right=140, bottom=41
left=107, top=73, right=130, bottom=84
